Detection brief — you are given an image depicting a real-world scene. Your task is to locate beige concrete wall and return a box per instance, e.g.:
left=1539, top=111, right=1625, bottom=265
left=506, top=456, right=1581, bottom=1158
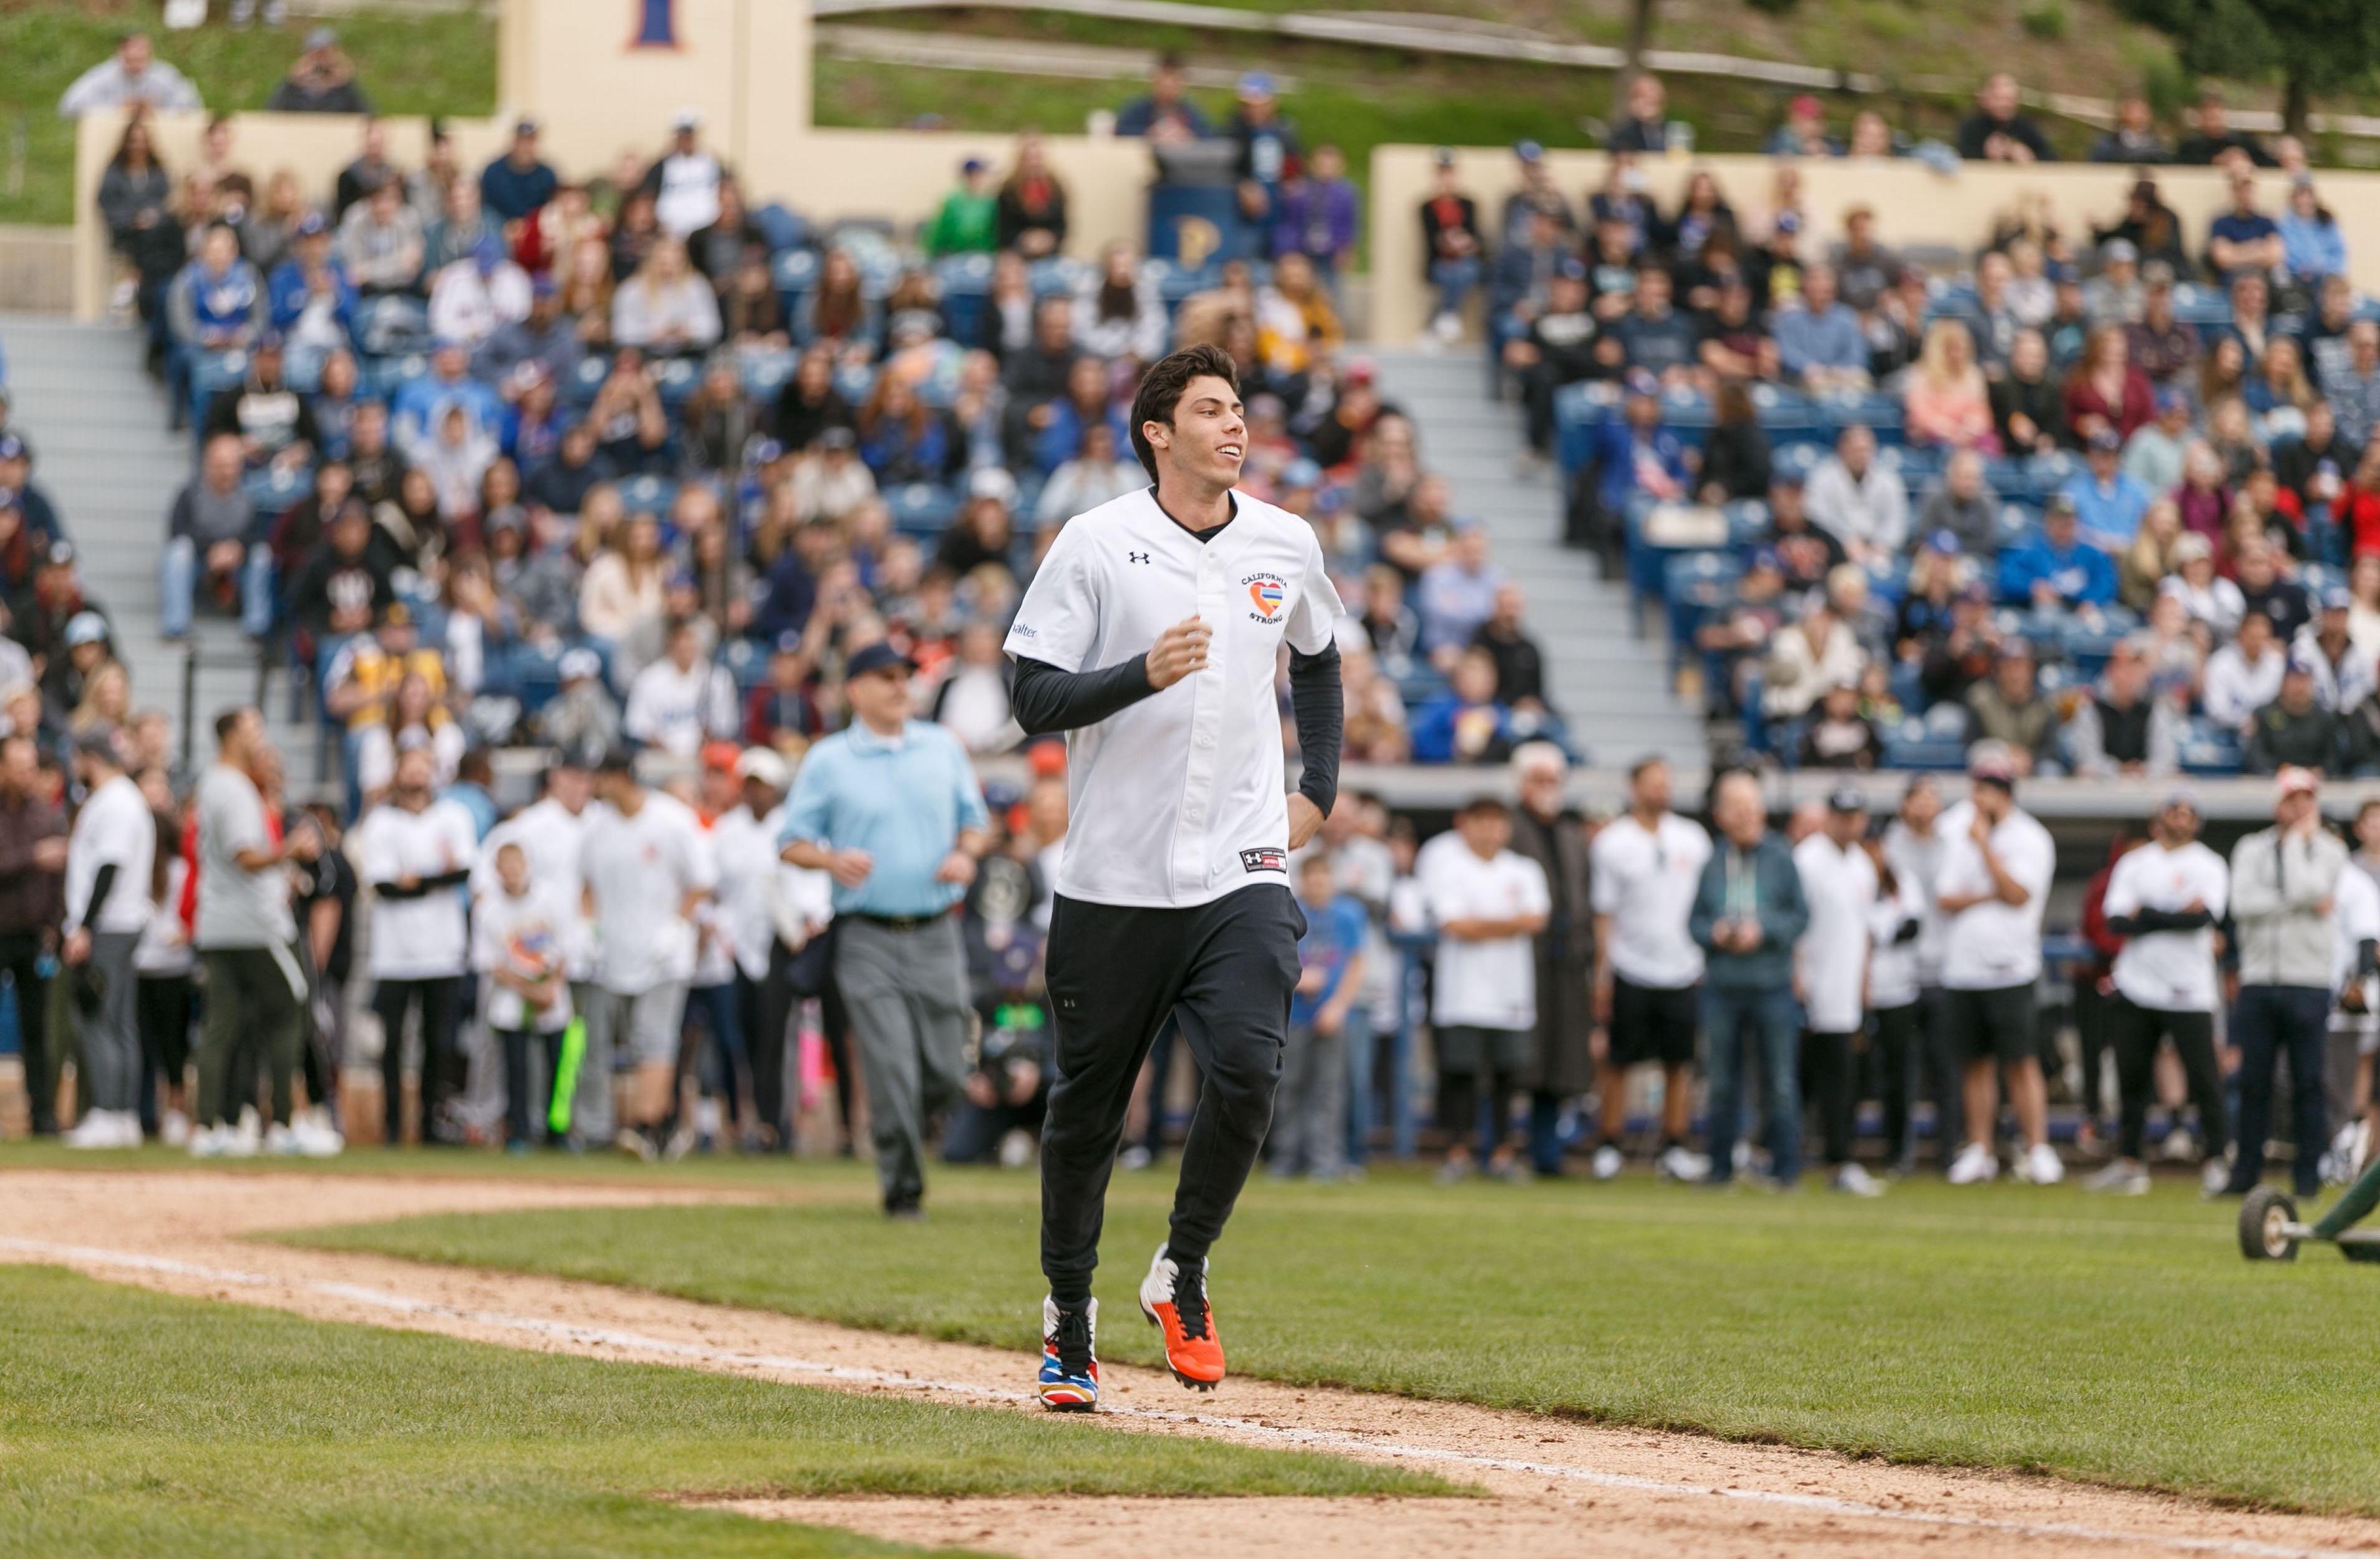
left=1369, top=146, right=2380, bottom=344
left=0, top=226, right=76, bottom=316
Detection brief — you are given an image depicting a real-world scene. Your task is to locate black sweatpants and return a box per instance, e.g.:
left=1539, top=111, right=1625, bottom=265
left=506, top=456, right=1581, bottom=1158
left=1869, top=1001, right=1919, bottom=1164
left=137, top=973, right=195, bottom=1133
left=752, top=936, right=854, bottom=1152
left=2112, top=999, right=2228, bottom=1164
left=374, top=976, right=460, bottom=1146
left=1802, top=1031, right=1859, bottom=1169
left=1040, top=885, right=1304, bottom=1304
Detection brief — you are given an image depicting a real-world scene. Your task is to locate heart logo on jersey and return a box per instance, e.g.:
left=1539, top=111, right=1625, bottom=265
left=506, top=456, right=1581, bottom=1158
left=1244, top=574, right=1287, bottom=623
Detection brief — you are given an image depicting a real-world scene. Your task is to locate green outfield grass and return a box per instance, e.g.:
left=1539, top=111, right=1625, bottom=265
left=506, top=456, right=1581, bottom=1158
left=0, top=1261, right=1446, bottom=1559
left=286, top=1163, right=2380, bottom=1517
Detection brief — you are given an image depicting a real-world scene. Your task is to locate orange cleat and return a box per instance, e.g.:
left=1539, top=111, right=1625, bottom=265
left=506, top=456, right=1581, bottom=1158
left=1138, top=1243, right=1224, bottom=1391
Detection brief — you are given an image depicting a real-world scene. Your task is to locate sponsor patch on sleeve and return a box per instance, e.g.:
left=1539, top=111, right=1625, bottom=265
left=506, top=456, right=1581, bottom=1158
left=1238, top=846, right=1288, bottom=875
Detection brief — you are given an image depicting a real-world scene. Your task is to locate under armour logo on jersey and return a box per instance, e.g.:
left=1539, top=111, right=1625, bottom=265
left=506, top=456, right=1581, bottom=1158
left=1127, top=551, right=1151, bottom=564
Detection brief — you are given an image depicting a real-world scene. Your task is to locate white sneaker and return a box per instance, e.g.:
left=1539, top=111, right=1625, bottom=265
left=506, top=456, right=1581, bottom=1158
left=1118, top=1145, right=1154, bottom=1172
left=2083, top=1160, right=2149, bottom=1196
left=233, top=1105, right=262, bottom=1156
left=291, top=1112, right=344, bottom=1158
left=263, top=1122, right=304, bottom=1156
left=64, top=1110, right=135, bottom=1149
left=614, top=1127, right=658, bottom=1163
left=188, top=1124, right=227, bottom=1158
left=1590, top=1143, right=1623, bottom=1180
left=1946, top=1142, right=1997, bottom=1185
left=2157, top=1128, right=2200, bottom=1163
left=1433, top=310, right=1463, bottom=344
left=2015, top=1142, right=2064, bottom=1185
left=1831, top=1162, right=1885, bottom=1197
left=998, top=1127, right=1037, bottom=1169
left=160, top=1108, right=191, bottom=1149
left=1657, top=1144, right=1711, bottom=1182
left=2202, top=1153, right=2235, bottom=1198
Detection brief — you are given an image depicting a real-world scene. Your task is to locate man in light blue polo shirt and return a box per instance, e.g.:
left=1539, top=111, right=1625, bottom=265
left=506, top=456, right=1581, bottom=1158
left=781, top=640, right=992, bottom=1217
left=2061, top=428, right=2153, bottom=550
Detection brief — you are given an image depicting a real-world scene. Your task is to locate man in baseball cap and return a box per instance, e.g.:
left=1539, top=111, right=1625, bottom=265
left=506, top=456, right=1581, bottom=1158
left=1937, top=741, right=2062, bottom=1185
left=2225, top=765, right=2349, bottom=1198
left=1797, top=781, right=1884, bottom=1196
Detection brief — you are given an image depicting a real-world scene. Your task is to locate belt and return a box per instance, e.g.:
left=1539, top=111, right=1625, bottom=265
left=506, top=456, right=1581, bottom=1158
left=850, top=910, right=947, bottom=932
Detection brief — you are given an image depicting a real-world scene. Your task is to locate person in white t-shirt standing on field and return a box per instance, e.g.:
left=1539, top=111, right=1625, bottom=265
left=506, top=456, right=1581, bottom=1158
left=999, top=344, right=1344, bottom=1412
left=1794, top=785, right=1884, bottom=1197
left=1420, top=796, right=1552, bottom=1184
left=624, top=617, right=738, bottom=758
left=359, top=744, right=480, bottom=1147
left=1936, top=744, right=2063, bottom=1186
left=2089, top=788, right=2232, bottom=1196
left=475, top=752, right=601, bottom=1140
left=59, top=729, right=156, bottom=1150
left=1587, top=755, right=1712, bottom=1182
left=581, top=749, right=715, bottom=1160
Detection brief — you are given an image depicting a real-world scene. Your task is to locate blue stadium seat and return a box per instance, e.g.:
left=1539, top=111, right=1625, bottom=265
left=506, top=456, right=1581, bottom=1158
left=740, top=349, right=797, bottom=402
left=1028, top=257, right=1088, bottom=299
left=565, top=354, right=610, bottom=407
left=833, top=361, right=880, bottom=407
left=772, top=248, right=820, bottom=318
left=241, top=465, right=310, bottom=517
left=616, top=473, right=678, bottom=517
left=650, top=357, right=701, bottom=407
left=720, top=634, right=769, bottom=690
left=886, top=482, right=959, bottom=537
left=1772, top=442, right=1822, bottom=482
left=751, top=203, right=809, bottom=256
left=2177, top=719, right=2245, bottom=775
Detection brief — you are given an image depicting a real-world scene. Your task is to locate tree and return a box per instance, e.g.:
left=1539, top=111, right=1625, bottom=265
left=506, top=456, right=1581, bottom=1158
left=2122, top=0, right=2380, bottom=137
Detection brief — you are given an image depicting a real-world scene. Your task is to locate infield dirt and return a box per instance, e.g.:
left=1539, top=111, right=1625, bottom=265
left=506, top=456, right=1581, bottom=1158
left=4, top=1167, right=2374, bottom=1559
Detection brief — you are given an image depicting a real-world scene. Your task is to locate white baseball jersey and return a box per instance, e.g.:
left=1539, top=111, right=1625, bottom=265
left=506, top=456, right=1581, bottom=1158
left=2105, top=840, right=2228, bottom=1014
left=1004, top=487, right=1343, bottom=908
left=1793, top=833, right=1876, bottom=1034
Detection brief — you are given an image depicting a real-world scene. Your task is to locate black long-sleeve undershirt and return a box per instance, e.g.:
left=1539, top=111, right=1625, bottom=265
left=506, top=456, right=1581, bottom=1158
left=79, top=863, right=117, bottom=933
left=2104, top=906, right=2218, bottom=937
left=1009, top=641, right=1345, bottom=815
left=374, top=866, right=472, bottom=901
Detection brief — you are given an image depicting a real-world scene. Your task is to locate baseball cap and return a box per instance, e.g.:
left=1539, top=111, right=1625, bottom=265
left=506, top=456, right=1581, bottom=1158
left=1555, top=256, right=1587, bottom=282
left=2155, top=386, right=2188, bottom=414
left=2101, top=238, right=2139, bottom=264
left=2323, top=585, right=2354, bottom=611
left=1746, top=546, right=1784, bottom=574
left=514, top=116, right=539, bottom=137
left=1996, top=636, right=2035, bottom=662
left=1623, top=368, right=1660, bottom=398
left=1236, top=71, right=1276, bottom=100
left=1826, top=782, right=1867, bottom=813
left=2172, top=532, right=2213, bottom=563
left=2144, top=259, right=2177, bottom=288
left=2160, top=785, right=2200, bottom=814
left=817, top=425, right=857, bottom=453
left=595, top=747, right=636, bottom=777
left=773, top=631, right=806, bottom=656
left=254, top=329, right=284, bottom=352
left=380, top=601, right=412, bottom=628
left=1343, top=358, right=1377, bottom=386
left=961, top=155, right=987, bottom=175
left=557, top=648, right=601, bottom=684
left=1433, top=146, right=1457, bottom=167
left=303, top=26, right=337, bottom=50
left=2286, top=653, right=2318, bottom=677
left=2276, top=764, right=2321, bottom=799
left=2044, top=492, right=2078, bottom=517
left=844, top=641, right=914, bottom=679
left=1790, top=94, right=1822, bottom=117
left=968, top=465, right=1018, bottom=505
left=700, top=739, right=742, bottom=773
left=295, top=211, right=327, bottom=238
left=750, top=439, right=786, bottom=466
left=671, top=107, right=704, bottom=132
left=63, top=611, right=107, bottom=649
left=1923, top=528, right=1961, bottom=555
left=736, top=747, right=790, bottom=790
left=72, top=726, right=120, bottom=764
left=1967, top=741, right=2019, bottom=787
left=0, top=434, right=25, bottom=462
left=1512, top=138, right=1544, bottom=163
left=2087, top=427, right=2122, bottom=453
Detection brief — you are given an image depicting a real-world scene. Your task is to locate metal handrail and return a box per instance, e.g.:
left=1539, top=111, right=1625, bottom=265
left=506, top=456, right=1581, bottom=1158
left=176, top=644, right=273, bottom=774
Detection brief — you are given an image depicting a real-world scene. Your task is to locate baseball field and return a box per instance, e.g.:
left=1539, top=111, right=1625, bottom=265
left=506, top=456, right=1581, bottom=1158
left=9, top=1149, right=2380, bottom=1558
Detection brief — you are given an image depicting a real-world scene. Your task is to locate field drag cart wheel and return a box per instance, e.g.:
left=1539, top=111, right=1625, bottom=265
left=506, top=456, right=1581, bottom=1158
left=2239, top=1187, right=2300, bottom=1261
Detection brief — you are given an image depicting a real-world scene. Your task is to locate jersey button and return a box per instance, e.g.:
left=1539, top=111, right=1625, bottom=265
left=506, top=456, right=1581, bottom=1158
left=1195, top=732, right=1216, bottom=749
left=1185, top=805, right=1204, bottom=822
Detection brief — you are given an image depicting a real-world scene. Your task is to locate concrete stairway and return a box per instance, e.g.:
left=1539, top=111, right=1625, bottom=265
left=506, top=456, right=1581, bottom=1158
left=1368, top=349, right=1706, bottom=774
left=0, top=316, right=313, bottom=784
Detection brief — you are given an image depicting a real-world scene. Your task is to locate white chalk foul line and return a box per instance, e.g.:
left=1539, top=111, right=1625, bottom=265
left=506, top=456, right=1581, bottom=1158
left=0, top=1235, right=2359, bottom=1559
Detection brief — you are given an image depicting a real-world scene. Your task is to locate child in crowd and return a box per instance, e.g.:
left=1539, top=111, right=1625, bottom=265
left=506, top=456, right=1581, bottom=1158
left=1271, top=851, right=1367, bottom=1180
left=473, top=839, right=576, bottom=1150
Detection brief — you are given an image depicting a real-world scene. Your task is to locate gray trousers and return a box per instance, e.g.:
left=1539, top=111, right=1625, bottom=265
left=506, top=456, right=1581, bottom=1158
left=566, top=978, right=612, bottom=1142
left=79, top=931, right=143, bottom=1113
left=834, top=915, right=969, bottom=1208
left=1272, top=1019, right=1345, bottom=1176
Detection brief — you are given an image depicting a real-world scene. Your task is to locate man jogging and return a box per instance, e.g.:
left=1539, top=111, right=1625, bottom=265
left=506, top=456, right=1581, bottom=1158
left=2226, top=765, right=2346, bottom=1199
left=1003, top=342, right=1344, bottom=1411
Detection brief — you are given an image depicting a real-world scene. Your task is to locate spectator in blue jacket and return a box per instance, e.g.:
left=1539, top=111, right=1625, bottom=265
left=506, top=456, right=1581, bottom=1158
left=1690, top=769, right=1810, bottom=1188
left=1113, top=52, right=1214, bottom=142
left=2060, top=429, right=2153, bottom=549
left=478, top=118, right=559, bottom=223
left=1770, top=265, right=1869, bottom=392
left=390, top=340, right=505, bottom=452
left=1584, top=374, right=1691, bottom=571
left=1410, top=648, right=1516, bottom=765
left=166, top=223, right=266, bottom=428
left=1998, top=494, right=2117, bottom=609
